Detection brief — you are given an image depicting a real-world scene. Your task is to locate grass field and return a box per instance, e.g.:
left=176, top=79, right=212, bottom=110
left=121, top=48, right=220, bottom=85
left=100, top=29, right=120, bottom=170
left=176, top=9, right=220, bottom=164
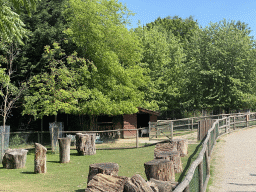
left=0, top=142, right=201, bottom=191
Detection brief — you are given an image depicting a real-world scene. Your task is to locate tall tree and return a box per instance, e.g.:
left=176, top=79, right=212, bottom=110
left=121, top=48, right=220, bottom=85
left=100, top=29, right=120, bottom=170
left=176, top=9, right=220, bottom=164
left=0, top=0, right=39, bottom=43
left=23, top=0, right=153, bottom=121
left=184, top=19, right=256, bottom=112
left=135, top=25, right=185, bottom=116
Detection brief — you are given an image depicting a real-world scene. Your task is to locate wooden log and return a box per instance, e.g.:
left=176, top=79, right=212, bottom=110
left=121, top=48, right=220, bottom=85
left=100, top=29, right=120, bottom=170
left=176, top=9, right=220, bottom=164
left=2, top=149, right=28, bottom=169
left=58, top=137, right=71, bottom=163
left=147, top=181, right=159, bottom=192
left=124, top=174, right=154, bottom=192
left=85, top=173, right=127, bottom=192
left=76, top=133, right=96, bottom=156
left=87, top=162, right=119, bottom=184
left=175, top=139, right=188, bottom=157
left=144, top=159, right=175, bottom=182
left=149, top=178, right=179, bottom=192
left=155, top=151, right=183, bottom=173
left=34, top=143, right=47, bottom=173
left=154, top=139, right=188, bottom=157
left=154, top=142, right=177, bottom=157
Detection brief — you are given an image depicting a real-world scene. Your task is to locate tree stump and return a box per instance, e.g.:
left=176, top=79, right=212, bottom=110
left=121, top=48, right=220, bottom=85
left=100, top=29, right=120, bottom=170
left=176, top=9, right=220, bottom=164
left=76, top=133, right=96, bottom=156
left=58, top=137, right=71, bottom=163
left=87, top=162, right=119, bottom=184
left=34, top=143, right=47, bottom=173
left=155, top=151, right=183, bottom=173
left=154, top=139, right=188, bottom=157
left=174, top=139, right=188, bottom=157
left=144, top=159, right=175, bottom=182
left=149, top=178, right=179, bottom=192
left=85, top=173, right=127, bottom=192
left=2, top=149, right=28, bottom=169
left=154, top=142, right=177, bottom=157
left=124, top=174, right=154, bottom=192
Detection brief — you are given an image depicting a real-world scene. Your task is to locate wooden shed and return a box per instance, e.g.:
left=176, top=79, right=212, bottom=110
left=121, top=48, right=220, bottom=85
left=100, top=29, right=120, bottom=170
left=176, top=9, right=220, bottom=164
left=120, top=107, right=160, bottom=138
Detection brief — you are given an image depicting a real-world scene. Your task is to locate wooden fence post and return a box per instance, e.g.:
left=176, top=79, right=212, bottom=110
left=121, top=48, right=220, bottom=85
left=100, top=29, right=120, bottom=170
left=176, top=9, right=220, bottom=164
left=199, top=162, right=203, bottom=192
left=136, top=129, right=139, bottom=148
left=171, top=121, right=173, bottom=140
left=233, top=116, right=236, bottom=130
left=191, top=118, right=194, bottom=130
left=246, top=115, right=249, bottom=127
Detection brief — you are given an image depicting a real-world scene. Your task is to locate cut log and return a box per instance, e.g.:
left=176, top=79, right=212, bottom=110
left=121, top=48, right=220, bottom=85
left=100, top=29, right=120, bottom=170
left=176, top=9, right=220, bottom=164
left=149, top=178, right=179, bottom=192
left=85, top=173, right=127, bottom=192
left=2, top=149, right=28, bottom=169
left=34, top=143, right=47, bottom=173
left=147, top=181, right=159, bottom=192
left=154, top=143, right=177, bottom=157
left=155, top=151, right=183, bottom=173
left=154, top=139, right=188, bottom=157
left=123, top=178, right=139, bottom=192
left=87, top=162, right=119, bottom=184
left=58, top=137, right=71, bottom=163
left=124, top=174, right=154, bottom=192
left=76, top=133, right=96, bottom=156
left=175, top=139, right=188, bottom=157
left=144, top=159, right=175, bottom=182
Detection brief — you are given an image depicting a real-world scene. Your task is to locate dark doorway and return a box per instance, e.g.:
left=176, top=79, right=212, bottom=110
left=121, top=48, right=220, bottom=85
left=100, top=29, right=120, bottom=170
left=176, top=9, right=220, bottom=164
left=137, top=113, right=149, bottom=128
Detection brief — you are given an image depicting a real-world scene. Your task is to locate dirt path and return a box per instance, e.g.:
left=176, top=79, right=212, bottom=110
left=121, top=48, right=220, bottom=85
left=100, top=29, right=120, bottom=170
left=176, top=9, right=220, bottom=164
left=209, top=127, right=256, bottom=192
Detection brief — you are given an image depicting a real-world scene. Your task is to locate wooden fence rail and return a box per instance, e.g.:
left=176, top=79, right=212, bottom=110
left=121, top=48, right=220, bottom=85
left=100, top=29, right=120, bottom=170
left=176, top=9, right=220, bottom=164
left=173, top=112, right=256, bottom=192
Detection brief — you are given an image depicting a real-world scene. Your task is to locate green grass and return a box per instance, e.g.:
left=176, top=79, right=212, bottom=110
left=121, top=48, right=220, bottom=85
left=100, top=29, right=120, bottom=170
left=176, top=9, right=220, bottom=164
left=176, top=142, right=202, bottom=182
left=0, top=142, right=201, bottom=191
left=0, top=147, right=155, bottom=191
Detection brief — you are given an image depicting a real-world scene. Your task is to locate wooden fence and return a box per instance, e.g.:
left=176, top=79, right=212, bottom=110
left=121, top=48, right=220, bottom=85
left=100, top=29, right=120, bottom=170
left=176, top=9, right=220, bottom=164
left=173, top=112, right=256, bottom=192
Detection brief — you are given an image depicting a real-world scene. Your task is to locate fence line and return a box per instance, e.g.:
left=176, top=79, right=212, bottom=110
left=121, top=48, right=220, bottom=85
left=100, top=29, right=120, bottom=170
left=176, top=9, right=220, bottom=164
left=173, top=113, right=256, bottom=192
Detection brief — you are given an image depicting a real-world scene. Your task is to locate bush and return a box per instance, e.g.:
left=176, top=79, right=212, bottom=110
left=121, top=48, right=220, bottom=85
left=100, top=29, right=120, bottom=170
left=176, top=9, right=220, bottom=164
left=10, top=134, right=26, bottom=148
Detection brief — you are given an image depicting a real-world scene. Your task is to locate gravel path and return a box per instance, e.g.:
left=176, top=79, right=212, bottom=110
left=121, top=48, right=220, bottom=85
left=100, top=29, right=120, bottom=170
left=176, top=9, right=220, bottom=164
left=209, top=127, right=256, bottom=192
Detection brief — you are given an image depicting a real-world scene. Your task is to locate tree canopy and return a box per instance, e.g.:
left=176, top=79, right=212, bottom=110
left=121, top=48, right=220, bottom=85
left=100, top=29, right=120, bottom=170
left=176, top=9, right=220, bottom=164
left=0, top=0, right=40, bottom=43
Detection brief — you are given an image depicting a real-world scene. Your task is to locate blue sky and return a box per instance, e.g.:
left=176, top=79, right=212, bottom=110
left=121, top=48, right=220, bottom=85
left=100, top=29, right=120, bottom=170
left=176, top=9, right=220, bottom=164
left=118, top=0, right=256, bottom=38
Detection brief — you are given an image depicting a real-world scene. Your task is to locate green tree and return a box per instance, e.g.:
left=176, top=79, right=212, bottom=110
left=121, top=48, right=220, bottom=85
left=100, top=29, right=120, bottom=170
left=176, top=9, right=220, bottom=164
left=23, top=42, right=148, bottom=121
left=135, top=25, right=185, bottom=116
left=62, top=0, right=152, bottom=114
left=184, top=19, right=256, bottom=112
left=0, top=0, right=39, bottom=43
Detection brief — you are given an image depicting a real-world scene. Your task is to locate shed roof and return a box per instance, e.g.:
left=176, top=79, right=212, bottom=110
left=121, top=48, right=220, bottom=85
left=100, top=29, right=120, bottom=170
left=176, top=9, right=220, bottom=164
left=137, top=107, right=161, bottom=116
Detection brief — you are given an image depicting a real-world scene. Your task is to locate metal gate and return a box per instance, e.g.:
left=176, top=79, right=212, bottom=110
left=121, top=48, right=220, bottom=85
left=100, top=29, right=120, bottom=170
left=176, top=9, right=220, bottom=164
left=149, top=121, right=173, bottom=140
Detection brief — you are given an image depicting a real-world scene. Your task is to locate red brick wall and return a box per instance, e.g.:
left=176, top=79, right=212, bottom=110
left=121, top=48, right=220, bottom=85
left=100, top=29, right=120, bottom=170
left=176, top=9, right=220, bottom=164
left=123, top=114, right=137, bottom=138
left=150, top=114, right=157, bottom=122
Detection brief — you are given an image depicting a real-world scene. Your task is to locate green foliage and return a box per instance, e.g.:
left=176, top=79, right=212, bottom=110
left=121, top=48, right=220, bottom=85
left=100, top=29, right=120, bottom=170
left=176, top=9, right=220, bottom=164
left=184, top=19, right=256, bottom=111
left=9, top=134, right=26, bottom=147
left=23, top=41, right=148, bottom=119
left=146, top=16, right=199, bottom=44
left=135, top=25, right=185, bottom=112
left=0, top=0, right=39, bottom=44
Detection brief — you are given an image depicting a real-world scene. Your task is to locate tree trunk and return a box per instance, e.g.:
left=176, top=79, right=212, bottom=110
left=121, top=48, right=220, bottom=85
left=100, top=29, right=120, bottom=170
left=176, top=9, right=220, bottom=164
left=85, top=173, right=127, bottom=192
left=155, top=151, right=183, bottom=173
left=87, top=162, right=119, bottom=184
left=149, top=178, right=178, bottom=192
left=124, top=174, right=154, bottom=192
left=76, top=133, right=96, bottom=156
left=58, top=137, right=71, bottom=163
left=2, top=149, right=28, bottom=169
left=34, top=143, right=47, bottom=173
left=144, top=159, right=175, bottom=182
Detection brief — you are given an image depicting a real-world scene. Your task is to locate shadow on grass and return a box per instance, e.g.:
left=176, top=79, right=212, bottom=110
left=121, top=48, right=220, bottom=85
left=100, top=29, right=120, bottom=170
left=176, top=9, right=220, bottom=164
left=47, top=161, right=59, bottom=164
left=178, top=139, right=204, bottom=183
left=21, top=171, right=35, bottom=174
left=75, top=189, right=85, bottom=192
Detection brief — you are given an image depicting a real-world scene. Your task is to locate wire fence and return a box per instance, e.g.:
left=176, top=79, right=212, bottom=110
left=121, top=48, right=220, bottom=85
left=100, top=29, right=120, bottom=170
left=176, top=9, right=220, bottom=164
left=5, top=128, right=162, bottom=152
left=173, top=112, right=256, bottom=192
